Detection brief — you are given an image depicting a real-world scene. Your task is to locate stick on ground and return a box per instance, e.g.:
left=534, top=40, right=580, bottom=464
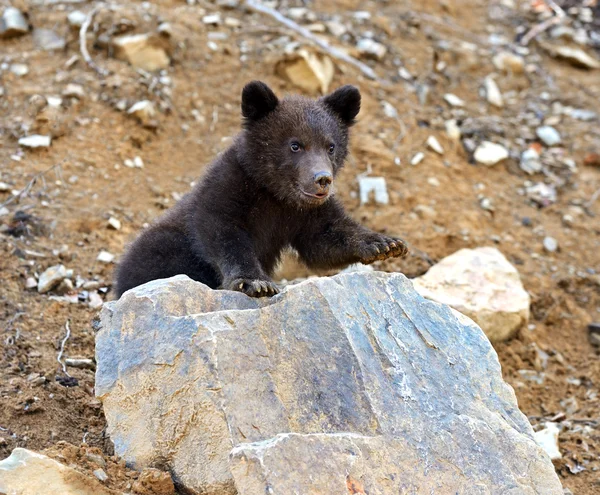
left=58, top=321, right=72, bottom=377
left=520, top=0, right=566, bottom=46
left=80, top=4, right=111, bottom=77
left=243, top=0, right=378, bottom=80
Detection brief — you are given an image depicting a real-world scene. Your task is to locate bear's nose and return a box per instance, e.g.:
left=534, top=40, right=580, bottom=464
left=314, top=171, right=332, bottom=189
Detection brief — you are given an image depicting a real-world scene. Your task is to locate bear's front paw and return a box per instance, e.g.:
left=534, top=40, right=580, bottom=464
left=357, top=234, right=409, bottom=264
left=224, top=278, right=279, bottom=298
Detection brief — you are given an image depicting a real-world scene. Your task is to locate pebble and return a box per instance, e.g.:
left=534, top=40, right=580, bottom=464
left=325, top=21, right=347, bottom=37
left=426, top=136, right=444, bottom=155
left=0, top=7, right=29, bottom=38
left=202, top=14, right=222, bottom=25
left=127, top=100, right=157, bottom=127
left=67, top=11, right=87, bottom=29
left=520, top=148, right=542, bottom=175
left=492, top=51, right=525, bottom=74
left=534, top=423, right=561, bottom=460
left=66, top=358, right=96, bottom=371
left=536, top=126, right=561, bottom=146
left=356, top=38, right=387, bottom=60
left=62, top=83, right=85, bottom=99
left=411, top=152, right=425, bottom=166
left=474, top=141, right=509, bottom=166
left=550, top=45, right=600, bottom=69
left=19, top=135, right=51, bottom=148
left=224, top=17, right=241, bottom=28
left=88, top=291, right=104, bottom=309
left=589, top=323, right=600, bottom=347
left=484, top=76, right=503, bottom=108
left=427, top=177, right=441, bottom=187
left=381, top=101, right=398, bottom=119
left=97, top=251, right=115, bottom=264
left=25, top=277, right=37, bottom=289
left=38, top=265, right=67, bottom=293
left=526, top=183, right=557, bottom=207
left=445, top=120, right=461, bottom=141
left=93, top=468, right=108, bottom=483
left=107, top=217, right=121, bottom=230
left=358, top=177, right=389, bottom=205
left=32, top=29, right=66, bottom=51
left=0, top=181, right=9, bottom=192
left=444, top=93, right=465, bottom=107
left=10, top=63, right=29, bottom=76
left=413, top=205, right=437, bottom=220
left=543, top=236, right=558, bottom=253
left=134, top=156, right=144, bottom=168
left=55, top=278, right=74, bottom=295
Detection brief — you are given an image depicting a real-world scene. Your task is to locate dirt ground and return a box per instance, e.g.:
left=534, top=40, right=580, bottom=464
left=0, top=0, right=599, bottom=493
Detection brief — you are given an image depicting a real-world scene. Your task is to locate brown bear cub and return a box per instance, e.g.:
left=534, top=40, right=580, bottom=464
left=114, top=81, right=408, bottom=298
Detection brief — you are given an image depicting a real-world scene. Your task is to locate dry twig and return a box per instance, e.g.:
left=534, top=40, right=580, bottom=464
left=243, top=0, right=378, bottom=80
left=80, top=4, right=111, bottom=77
left=520, top=0, right=566, bottom=46
left=57, top=321, right=72, bottom=377
left=0, top=164, right=62, bottom=209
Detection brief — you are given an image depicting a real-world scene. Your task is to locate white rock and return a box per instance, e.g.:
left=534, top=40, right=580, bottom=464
left=10, top=63, right=28, bottom=76
left=275, top=49, right=334, bottom=94
left=202, top=13, right=222, bottom=25
left=526, top=183, right=557, bottom=207
left=356, top=38, right=387, bottom=60
left=38, top=265, right=67, bottom=293
left=426, top=135, right=444, bottom=155
left=411, top=152, right=425, bottom=166
left=19, top=135, right=51, bottom=148
left=381, top=101, right=398, bottom=119
left=325, top=21, right=347, bottom=37
left=492, top=51, right=525, bottom=74
left=107, top=217, right=121, bottom=230
left=520, top=148, right=542, bottom=175
left=543, top=236, right=558, bottom=253
left=444, top=93, right=465, bottom=107
left=97, top=251, right=115, bottom=263
left=25, top=277, right=37, bottom=289
left=358, top=176, right=389, bottom=205
left=127, top=100, right=157, bottom=127
left=0, top=181, right=9, bottom=192
left=534, top=423, right=562, bottom=460
left=88, top=291, right=104, bottom=309
left=484, top=76, right=503, bottom=107
left=133, top=156, right=144, bottom=168
left=224, top=17, right=242, bottom=28
left=0, top=7, right=29, bottom=38
left=445, top=119, right=461, bottom=141
left=62, top=83, right=85, bottom=99
left=551, top=45, right=600, bottom=69
left=474, top=141, right=509, bottom=166
left=67, top=11, right=87, bottom=28
left=413, top=247, right=530, bottom=342
left=536, top=126, right=561, bottom=146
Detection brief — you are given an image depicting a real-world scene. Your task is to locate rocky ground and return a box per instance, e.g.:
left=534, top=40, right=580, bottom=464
left=0, top=0, right=598, bottom=493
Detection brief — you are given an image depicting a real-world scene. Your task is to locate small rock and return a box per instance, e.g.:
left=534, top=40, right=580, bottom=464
left=474, top=141, right=509, bottom=166
left=202, top=13, right=221, bottom=25
left=484, top=76, right=503, bottom=107
left=411, top=152, right=425, bottom=166
left=133, top=156, right=144, bottom=168
left=107, top=217, right=121, bottom=230
left=55, top=278, right=74, bottom=295
left=32, top=29, right=66, bottom=51
left=588, top=322, right=600, bottom=347
left=356, top=38, right=387, bottom=60
left=275, top=49, right=334, bottom=94
left=445, top=120, right=461, bottom=141
left=536, top=126, right=561, bottom=146
left=427, top=177, right=440, bottom=187
left=66, top=358, right=96, bottom=371
left=526, top=183, right=557, bottom=207
left=127, top=100, right=158, bottom=127
left=426, top=136, right=444, bottom=155
left=112, top=33, right=170, bottom=71
left=413, top=205, right=437, bottom=220
left=10, top=63, right=28, bottom=76
left=224, top=17, right=241, bottom=28
left=62, top=84, right=85, bottom=99
left=381, top=101, right=398, bottom=119
left=543, top=236, right=558, bottom=253
left=19, top=135, right=51, bottom=148
left=38, top=265, right=67, bottom=293
left=0, top=181, right=9, bottom=192
left=0, top=7, right=29, bottom=38
left=565, top=108, right=597, bottom=121
left=97, top=251, right=115, bottom=264
left=492, top=51, right=525, bottom=74
left=549, top=45, right=600, bottom=69
left=444, top=93, right=465, bottom=107
left=520, top=148, right=542, bottom=175
left=325, top=21, right=347, bottom=37
left=67, top=11, right=87, bottom=29
left=25, top=277, right=37, bottom=289
left=88, top=291, right=104, bottom=309
left=358, top=177, right=389, bottom=205
left=534, top=423, right=561, bottom=460
left=93, top=468, right=108, bottom=483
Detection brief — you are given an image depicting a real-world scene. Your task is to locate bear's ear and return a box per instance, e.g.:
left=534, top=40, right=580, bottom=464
left=321, top=85, right=361, bottom=126
left=241, top=81, right=279, bottom=123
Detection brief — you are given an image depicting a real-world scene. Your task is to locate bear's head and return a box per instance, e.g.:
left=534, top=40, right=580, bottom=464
left=238, top=81, right=361, bottom=208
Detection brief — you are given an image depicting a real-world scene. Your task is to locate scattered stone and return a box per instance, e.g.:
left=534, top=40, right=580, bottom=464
left=427, top=177, right=441, bottom=187
left=358, top=176, right=389, bottom=205
left=381, top=101, right=398, bottom=119
left=325, top=20, right=347, bottom=37
left=0, top=7, right=29, bottom=38
left=0, top=182, right=9, bottom=192
left=25, top=277, right=37, bottom=290
left=492, top=51, right=525, bottom=74
left=97, top=251, right=115, bottom=264
left=413, top=247, right=530, bottom=342
left=55, top=278, right=74, bottom=295
left=588, top=323, right=600, bottom=347
left=356, top=38, right=387, bottom=60
left=62, top=84, right=85, bottom=99
left=444, top=93, right=465, bottom=107
left=65, top=358, right=96, bottom=371
left=127, top=100, right=158, bottom=127
left=32, top=29, right=66, bottom=51
left=474, top=141, right=509, bottom=166
left=0, top=448, right=114, bottom=495
left=96, top=273, right=562, bottom=495
left=275, top=49, right=334, bottom=94
left=520, top=148, right=542, bottom=174
left=426, top=135, right=444, bottom=155
left=202, top=13, right=222, bottom=25
left=549, top=45, right=600, bottom=69
left=411, top=152, right=425, bottom=166
left=445, top=119, right=461, bottom=141
left=534, top=423, right=562, bottom=460
left=38, top=265, right=67, bottom=293
left=67, top=11, right=87, bottom=29
left=565, top=108, right=597, bottom=121
left=107, top=217, right=121, bottom=230
left=526, top=183, right=557, bottom=207
left=112, top=33, right=170, bottom=71
left=93, top=468, right=108, bottom=483
left=224, top=17, right=241, bottom=28
left=19, top=135, right=51, bottom=149
left=484, top=76, right=503, bottom=107
left=10, top=63, right=29, bottom=76
left=88, top=291, right=104, bottom=309
left=543, top=236, right=558, bottom=253
left=134, top=156, right=144, bottom=168
left=536, top=126, right=561, bottom=146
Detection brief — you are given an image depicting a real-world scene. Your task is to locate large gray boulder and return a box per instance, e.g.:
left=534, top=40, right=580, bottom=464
left=96, top=273, right=562, bottom=494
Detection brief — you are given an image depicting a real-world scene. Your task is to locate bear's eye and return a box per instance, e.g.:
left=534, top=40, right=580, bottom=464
left=290, top=142, right=301, bottom=153
left=328, top=144, right=335, bottom=154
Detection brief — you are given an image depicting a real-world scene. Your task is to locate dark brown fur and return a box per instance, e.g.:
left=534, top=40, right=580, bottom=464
left=114, top=81, right=408, bottom=298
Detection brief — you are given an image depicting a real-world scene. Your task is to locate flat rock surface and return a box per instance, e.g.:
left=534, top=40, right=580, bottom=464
left=96, top=272, right=561, bottom=494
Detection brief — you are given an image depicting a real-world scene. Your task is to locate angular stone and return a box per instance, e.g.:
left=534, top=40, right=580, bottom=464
left=0, top=7, right=29, bottom=38
left=111, top=33, right=170, bottom=71
left=19, top=135, right=51, bottom=148
left=536, top=126, right=562, bottom=146
left=413, top=247, right=530, bottom=342
left=127, top=100, right=157, bottom=127
left=32, top=29, right=66, bottom=51
left=474, top=141, right=509, bottom=166
left=38, top=264, right=67, bottom=293
left=0, top=448, right=115, bottom=495
left=96, top=272, right=560, bottom=494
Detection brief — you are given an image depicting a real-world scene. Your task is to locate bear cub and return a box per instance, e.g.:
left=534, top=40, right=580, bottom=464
left=114, top=81, right=408, bottom=298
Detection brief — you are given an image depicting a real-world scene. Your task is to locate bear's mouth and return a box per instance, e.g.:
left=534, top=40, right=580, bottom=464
left=301, top=190, right=329, bottom=200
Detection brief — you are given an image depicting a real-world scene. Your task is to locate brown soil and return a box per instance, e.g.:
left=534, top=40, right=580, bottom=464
left=0, top=0, right=599, bottom=493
